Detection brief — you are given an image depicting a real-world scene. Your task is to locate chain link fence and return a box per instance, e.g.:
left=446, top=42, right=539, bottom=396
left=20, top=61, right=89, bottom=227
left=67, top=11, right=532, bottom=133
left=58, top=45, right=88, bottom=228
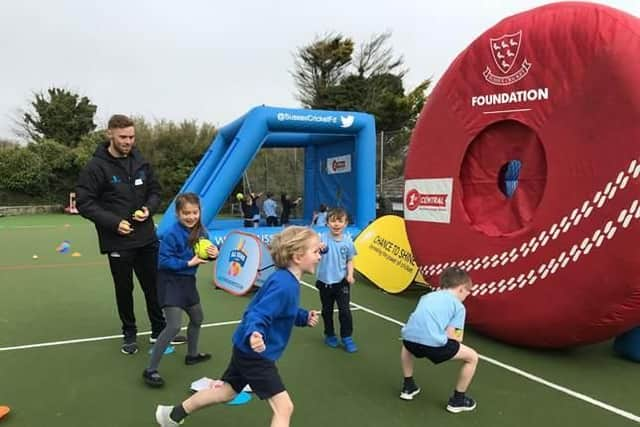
left=376, top=129, right=408, bottom=216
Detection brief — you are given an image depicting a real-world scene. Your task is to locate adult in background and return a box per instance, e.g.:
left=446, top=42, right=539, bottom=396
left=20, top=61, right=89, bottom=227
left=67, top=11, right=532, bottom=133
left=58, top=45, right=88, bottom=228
left=262, top=192, right=279, bottom=226
left=280, top=193, right=301, bottom=226
left=76, top=114, right=185, bottom=355
left=241, top=192, right=262, bottom=227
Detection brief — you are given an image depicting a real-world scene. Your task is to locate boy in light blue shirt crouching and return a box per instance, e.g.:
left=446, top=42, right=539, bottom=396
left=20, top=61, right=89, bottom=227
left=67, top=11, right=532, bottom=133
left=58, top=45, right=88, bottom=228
left=400, top=266, right=479, bottom=413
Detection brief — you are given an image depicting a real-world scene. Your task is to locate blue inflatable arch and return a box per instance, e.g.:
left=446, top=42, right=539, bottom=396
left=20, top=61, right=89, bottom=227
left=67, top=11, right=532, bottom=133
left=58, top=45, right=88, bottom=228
left=157, top=106, right=377, bottom=243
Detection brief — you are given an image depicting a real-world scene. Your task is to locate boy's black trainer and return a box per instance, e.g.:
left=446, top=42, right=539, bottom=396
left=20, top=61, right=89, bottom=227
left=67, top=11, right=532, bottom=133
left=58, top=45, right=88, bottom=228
left=446, top=395, right=477, bottom=413
left=399, top=383, right=421, bottom=401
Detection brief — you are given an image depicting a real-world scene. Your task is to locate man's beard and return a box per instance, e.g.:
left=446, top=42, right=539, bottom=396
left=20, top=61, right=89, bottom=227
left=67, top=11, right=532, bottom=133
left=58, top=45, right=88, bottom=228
left=111, top=142, right=131, bottom=157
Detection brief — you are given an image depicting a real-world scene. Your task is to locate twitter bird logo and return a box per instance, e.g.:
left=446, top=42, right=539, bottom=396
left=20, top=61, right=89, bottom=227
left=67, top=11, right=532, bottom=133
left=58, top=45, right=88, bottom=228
left=340, top=115, right=355, bottom=128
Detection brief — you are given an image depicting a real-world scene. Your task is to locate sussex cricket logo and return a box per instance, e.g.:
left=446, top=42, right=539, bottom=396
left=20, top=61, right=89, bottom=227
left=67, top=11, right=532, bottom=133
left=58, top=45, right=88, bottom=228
left=483, top=30, right=531, bottom=86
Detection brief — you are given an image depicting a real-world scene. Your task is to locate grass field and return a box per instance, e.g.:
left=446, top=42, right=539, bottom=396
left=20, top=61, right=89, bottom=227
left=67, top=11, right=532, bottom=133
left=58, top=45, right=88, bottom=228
left=0, top=214, right=638, bottom=426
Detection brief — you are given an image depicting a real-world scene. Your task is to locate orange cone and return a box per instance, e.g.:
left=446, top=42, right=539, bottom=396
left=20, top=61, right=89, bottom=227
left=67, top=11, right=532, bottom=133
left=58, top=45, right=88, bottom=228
left=0, top=405, right=11, bottom=420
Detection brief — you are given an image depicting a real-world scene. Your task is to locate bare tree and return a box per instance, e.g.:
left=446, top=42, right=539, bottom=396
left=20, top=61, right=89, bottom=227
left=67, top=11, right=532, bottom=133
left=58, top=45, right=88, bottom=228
left=354, top=32, right=407, bottom=79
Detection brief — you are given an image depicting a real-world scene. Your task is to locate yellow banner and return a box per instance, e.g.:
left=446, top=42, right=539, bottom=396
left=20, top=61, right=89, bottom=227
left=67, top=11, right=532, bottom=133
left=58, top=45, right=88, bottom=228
left=413, top=272, right=428, bottom=285
left=354, top=215, right=419, bottom=293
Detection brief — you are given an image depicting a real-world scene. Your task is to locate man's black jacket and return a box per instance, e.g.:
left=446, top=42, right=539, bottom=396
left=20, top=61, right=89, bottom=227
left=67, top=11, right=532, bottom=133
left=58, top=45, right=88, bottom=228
left=76, top=142, right=161, bottom=253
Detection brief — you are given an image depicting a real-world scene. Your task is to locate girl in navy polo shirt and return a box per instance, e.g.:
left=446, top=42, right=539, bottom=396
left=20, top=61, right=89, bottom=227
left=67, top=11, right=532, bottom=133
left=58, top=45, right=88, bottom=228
left=143, top=193, right=218, bottom=388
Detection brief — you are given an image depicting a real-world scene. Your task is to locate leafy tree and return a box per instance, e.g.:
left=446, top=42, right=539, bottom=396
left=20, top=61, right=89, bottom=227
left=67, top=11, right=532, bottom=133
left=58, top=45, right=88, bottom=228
left=328, top=73, right=415, bottom=131
left=353, top=33, right=406, bottom=79
left=292, top=32, right=427, bottom=132
left=72, top=130, right=107, bottom=169
left=293, top=32, right=432, bottom=182
left=27, top=139, right=78, bottom=196
left=132, top=118, right=216, bottom=205
left=2, top=112, right=221, bottom=207
left=0, top=138, right=17, bottom=149
left=22, top=88, right=97, bottom=147
left=0, top=147, right=48, bottom=195
left=404, top=79, right=431, bottom=130
left=292, top=33, right=354, bottom=108
left=377, top=79, right=432, bottom=180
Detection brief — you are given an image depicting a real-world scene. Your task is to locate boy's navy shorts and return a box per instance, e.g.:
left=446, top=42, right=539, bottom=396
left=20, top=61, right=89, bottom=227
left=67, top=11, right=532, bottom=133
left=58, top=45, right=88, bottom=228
left=221, top=346, right=286, bottom=399
left=403, top=339, right=460, bottom=364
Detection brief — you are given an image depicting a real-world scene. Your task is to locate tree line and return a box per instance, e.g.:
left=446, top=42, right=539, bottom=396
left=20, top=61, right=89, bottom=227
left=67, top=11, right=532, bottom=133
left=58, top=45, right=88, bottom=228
left=0, top=90, right=216, bottom=207
left=0, top=33, right=429, bottom=208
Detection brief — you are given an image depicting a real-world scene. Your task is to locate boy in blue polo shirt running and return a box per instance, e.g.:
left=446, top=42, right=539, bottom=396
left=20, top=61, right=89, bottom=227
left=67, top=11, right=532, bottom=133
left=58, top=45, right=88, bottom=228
left=399, top=266, right=479, bottom=413
left=155, top=226, right=321, bottom=427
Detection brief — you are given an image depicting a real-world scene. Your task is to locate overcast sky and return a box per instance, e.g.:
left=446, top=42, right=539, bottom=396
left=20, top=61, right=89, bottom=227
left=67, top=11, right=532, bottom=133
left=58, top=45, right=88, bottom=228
left=0, top=0, right=638, bottom=140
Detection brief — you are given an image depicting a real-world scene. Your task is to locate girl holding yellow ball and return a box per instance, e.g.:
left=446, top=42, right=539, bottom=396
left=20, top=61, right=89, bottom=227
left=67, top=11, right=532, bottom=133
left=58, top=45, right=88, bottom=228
left=143, top=192, right=219, bottom=388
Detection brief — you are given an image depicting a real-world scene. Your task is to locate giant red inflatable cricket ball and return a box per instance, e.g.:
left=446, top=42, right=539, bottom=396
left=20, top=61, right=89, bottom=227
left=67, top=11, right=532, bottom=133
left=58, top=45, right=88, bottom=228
left=404, top=2, right=640, bottom=348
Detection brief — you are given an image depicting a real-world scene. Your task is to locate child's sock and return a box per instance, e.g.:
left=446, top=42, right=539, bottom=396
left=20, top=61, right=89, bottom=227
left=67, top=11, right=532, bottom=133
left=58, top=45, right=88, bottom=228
left=403, top=376, right=417, bottom=388
left=453, top=390, right=465, bottom=400
left=170, top=404, right=188, bottom=423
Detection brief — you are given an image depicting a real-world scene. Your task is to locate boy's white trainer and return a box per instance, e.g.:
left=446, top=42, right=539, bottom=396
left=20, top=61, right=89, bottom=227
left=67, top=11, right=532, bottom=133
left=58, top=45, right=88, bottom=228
left=155, top=405, right=181, bottom=426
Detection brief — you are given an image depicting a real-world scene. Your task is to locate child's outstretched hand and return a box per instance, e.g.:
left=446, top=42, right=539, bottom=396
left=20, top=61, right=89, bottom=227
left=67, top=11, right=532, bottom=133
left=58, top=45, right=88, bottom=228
left=307, top=310, right=320, bottom=327
left=187, top=254, right=209, bottom=267
left=250, top=331, right=265, bottom=353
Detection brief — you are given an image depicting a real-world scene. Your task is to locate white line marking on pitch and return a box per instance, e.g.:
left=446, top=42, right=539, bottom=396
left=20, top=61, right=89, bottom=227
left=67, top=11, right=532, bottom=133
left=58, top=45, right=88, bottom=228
left=298, top=280, right=640, bottom=424
left=0, top=309, right=359, bottom=352
left=0, top=279, right=635, bottom=423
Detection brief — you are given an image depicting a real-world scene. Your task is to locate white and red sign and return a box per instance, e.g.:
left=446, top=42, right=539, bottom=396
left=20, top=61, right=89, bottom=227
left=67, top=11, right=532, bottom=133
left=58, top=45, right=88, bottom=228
left=404, top=178, right=453, bottom=223
left=327, top=154, right=352, bottom=175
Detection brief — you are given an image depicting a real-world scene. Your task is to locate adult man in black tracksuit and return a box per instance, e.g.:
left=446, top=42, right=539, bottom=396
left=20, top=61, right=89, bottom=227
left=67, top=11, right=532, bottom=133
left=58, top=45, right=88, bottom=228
left=76, top=114, right=184, bottom=354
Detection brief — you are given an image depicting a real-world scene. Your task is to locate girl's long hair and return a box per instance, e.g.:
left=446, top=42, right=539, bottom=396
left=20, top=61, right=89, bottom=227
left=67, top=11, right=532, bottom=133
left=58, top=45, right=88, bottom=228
left=175, top=192, right=204, bottom=247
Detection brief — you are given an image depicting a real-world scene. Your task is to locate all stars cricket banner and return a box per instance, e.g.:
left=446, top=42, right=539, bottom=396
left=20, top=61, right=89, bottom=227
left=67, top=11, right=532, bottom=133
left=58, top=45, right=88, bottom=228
left=216, top=222, right=424, bottom=295
left=353, top=215, right=422, bottom=293
left=214, top=231, right=275, bottom=295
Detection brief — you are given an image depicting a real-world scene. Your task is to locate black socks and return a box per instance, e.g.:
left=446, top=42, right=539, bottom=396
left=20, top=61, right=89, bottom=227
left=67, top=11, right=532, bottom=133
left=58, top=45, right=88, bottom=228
left=403, top=376, right=417, bottom=388
left=170, top=404, right=188, bottom=423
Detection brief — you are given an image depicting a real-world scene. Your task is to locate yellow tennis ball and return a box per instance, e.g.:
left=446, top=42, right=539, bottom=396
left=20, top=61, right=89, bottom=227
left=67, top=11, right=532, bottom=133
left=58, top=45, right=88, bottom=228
left=134, top=209, right=145, bottom=219
left=236, top=193, right=244, bottom=201
left=194, top=239, right=213, bottom=260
